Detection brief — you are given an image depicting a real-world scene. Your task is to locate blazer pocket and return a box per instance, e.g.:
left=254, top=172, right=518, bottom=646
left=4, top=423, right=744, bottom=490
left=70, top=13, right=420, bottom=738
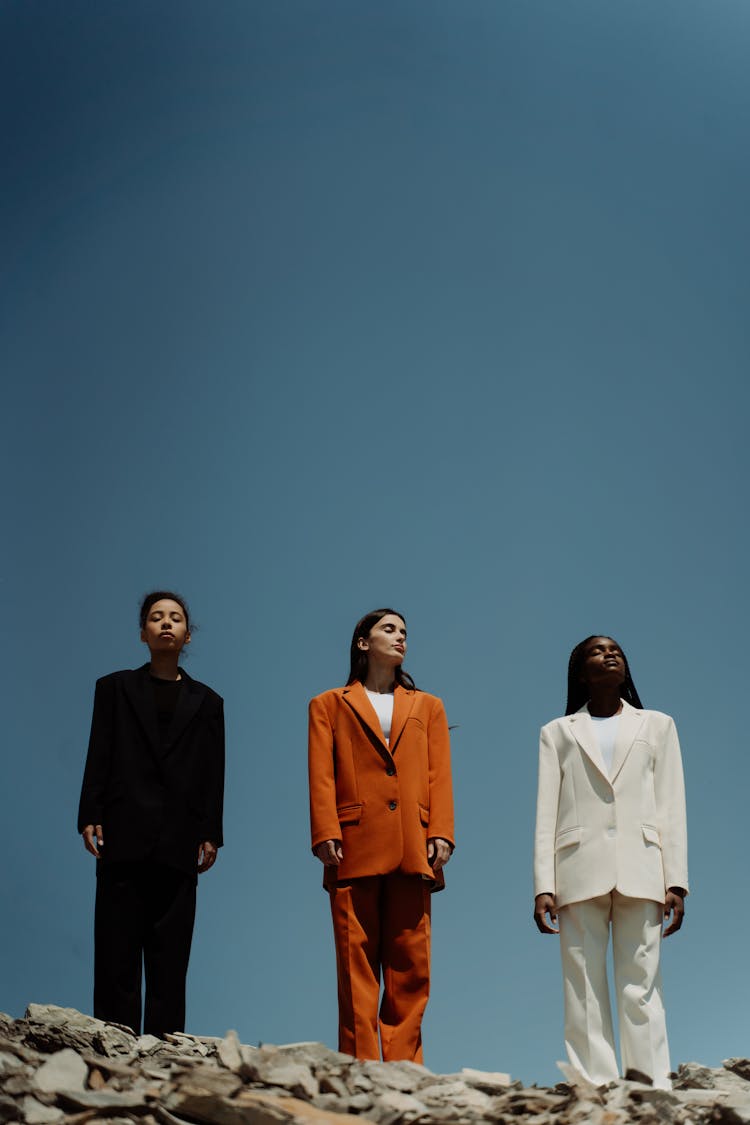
left=555, top=826, right=583, bottom=851
left=337, top=802, right=362, bottom=826
left=418, top=802, right=430, bottom=826
left=642, top=824, right=662, bottom=847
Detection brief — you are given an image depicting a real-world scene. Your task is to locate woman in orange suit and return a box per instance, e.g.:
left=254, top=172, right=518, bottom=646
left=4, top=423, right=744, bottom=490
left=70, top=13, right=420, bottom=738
left=308, top=608, right=455, bottom=1063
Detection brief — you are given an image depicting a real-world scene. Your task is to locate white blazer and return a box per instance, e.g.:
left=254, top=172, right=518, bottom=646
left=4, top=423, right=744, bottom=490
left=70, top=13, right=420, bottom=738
left=534, top=700, right=688, bottom=908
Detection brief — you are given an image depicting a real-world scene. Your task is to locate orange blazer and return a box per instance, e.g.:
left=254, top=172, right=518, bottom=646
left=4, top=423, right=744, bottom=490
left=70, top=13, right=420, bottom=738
left=308, top=682, right=455, bottom=891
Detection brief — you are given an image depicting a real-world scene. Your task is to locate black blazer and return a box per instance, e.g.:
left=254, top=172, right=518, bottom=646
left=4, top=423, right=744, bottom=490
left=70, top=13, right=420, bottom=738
left=77, top=665, right=225, bottom=875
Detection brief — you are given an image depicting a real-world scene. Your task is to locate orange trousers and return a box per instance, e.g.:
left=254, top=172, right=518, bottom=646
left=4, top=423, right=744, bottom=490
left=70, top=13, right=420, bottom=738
left=329, top=873, right=432, bottom=1062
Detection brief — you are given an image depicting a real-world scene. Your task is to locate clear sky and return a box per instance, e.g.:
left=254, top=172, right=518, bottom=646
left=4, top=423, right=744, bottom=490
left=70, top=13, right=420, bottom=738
left=2, top=0, right=749, bottom=1087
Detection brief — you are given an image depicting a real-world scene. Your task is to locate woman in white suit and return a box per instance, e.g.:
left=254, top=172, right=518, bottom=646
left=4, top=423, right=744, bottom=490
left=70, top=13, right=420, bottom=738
left=533, top=636, right=688, bottom=1090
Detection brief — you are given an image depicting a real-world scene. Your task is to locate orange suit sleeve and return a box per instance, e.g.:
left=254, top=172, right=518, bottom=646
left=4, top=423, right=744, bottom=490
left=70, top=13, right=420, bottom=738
left=426, top=697, right=455, bottom=849
left=308, top=694, right=342, bottom=851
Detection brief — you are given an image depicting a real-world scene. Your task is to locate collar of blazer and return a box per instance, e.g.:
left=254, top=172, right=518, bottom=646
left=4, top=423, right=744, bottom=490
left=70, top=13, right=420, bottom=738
left=124, top=663, right=207, bottom=753
left=341, top=680, right=416, bottom=757
left=568, top=698, right=646, bottom=784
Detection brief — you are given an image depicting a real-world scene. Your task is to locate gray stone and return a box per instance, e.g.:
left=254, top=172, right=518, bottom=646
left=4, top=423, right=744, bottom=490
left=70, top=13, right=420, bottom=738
left=22, top=1004, right=136, bottom=1059
left=171, top=1064, right=242, bottom=1098
left=367, top=1088, right=427, bottom=1121
left=164, top=1032, right=214, bottom=1058
left=137, top=1035, right=165, bottom=1055
left=56, top=1087, right=151, bottom=1112
left=273, top=1043, right=352, bottom=1071
left=419, top=1079, right=492, bottom=1113
left=458, top=1066, right=511, bottom=1093
left=32, top=1047, right=88, bottom=1093
left=726, top=1060, right=750, bottom=1083
left=241, top=1052, right=318, bottom=1101
left=2, top=1074, right=35, bottom=1096
left=318, top=1074, right=348, bottom=1098
left=19, top=1097, right=63, bottom=1124
left=347, top=1092, right=374, bottom=1111
left=217, top=1030, right=243, bottom=1072
left=675, top=1061, right=724, bottom=1089
left=166, top=1088, right=287, bottom=1125
left=361, top=1060, right=430, bottom=1092
left=0, top=1049, right=25, bottom=1075
left=312, top=1093, right=346, bottom=1112
left=24, top=1004, right=86, bottom=1026
left=142, top=1063, right=174, bottom=1080
left=418, top=1078, right=470, bottom=1098
left=675, top=1062, right=750, bottom=1103
left=348, top=1071, right=374, bottom=1094
left=80, top=1051, right=141, bottom=1078
left=500, top=1089, right=568, bottom=1114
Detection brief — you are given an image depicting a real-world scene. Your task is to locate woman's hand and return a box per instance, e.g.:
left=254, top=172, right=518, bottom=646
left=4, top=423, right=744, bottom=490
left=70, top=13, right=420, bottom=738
left=534, top=893, right=559, bottom=934
left=314, top=839, right=343, bottom=865
left=663, top=889, right=685, bottom=936
left=82, top=824, right=103, bottom=858
left=427, top=837, right=452, bottom=871
left=198, top=840, right=218, bottom=873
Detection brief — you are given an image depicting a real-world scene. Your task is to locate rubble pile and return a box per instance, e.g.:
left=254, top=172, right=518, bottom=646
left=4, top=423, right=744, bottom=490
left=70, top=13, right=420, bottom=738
left=1, top=1005, right=748, bottom=1125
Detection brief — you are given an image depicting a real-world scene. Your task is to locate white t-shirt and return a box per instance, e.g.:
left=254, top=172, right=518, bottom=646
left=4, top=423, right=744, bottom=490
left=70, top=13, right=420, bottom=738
left=365, top=689, right=394, bottom=744
left=589, top=712, right=621, bottom=776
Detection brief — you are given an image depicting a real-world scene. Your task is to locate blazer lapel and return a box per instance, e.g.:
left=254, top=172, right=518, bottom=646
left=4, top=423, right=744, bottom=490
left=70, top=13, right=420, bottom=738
left=167, top=669, right=206, bottom=747
left=389, top=685, right=416, bottom=754
left=341, top=681, right=399, bottom=771
left=342, top=681, right=387, bottom=746
left=609, top=700, right=646, bottom=782
left=568, top=708, right=609, bottom=780
left=123, top=665, right=161, bottom=753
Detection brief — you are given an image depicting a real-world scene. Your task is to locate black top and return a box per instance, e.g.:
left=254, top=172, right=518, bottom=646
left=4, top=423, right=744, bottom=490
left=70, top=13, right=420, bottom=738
left=150, top=674, right=183, bottom=744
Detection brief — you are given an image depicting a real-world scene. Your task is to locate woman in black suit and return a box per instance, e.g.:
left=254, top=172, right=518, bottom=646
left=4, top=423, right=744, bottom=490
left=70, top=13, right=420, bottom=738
left=78, top=591, right=225, bottom=1037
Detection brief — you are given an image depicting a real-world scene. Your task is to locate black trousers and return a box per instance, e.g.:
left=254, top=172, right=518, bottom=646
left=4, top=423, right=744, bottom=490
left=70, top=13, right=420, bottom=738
left=94, top=861, right=197, bottom=1037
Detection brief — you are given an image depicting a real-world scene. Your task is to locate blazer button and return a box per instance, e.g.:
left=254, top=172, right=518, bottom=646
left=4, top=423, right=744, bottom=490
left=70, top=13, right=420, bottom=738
left=386, top=767, right=396, bottom=776
left=389, top=800, right=398, bottom=810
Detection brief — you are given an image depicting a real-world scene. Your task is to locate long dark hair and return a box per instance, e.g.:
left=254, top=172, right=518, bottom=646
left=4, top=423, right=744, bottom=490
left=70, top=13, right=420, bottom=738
left=347, top=608, right=416, bottom=690
left=565, top=634, right=643, bottom=716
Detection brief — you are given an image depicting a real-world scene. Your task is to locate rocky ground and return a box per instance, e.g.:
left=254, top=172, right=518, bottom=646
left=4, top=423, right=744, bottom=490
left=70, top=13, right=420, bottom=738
left=1, top=1005, right=748, bottom=1125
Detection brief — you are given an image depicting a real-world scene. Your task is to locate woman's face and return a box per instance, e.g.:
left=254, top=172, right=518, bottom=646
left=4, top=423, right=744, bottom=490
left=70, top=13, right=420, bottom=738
left=358, top=614, right=407, bottom=668
left=580, top=636, right=625, bottom=689
left=140, top=599, right=191, bottom=655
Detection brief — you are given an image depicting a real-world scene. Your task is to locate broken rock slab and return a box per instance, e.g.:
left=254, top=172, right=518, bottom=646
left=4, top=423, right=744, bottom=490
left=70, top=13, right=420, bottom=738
left=217, top=1031, right=243, bottom=1073
left=22, top=1005, right=136, bottom=1059
left=458, top=1066, right=512, bottom=1093
left=32, top=1049, right=88, bottom=1094
left=726, top=1059, right=750, bottom=1082
left=241, top=1049, right=318, bottom=1101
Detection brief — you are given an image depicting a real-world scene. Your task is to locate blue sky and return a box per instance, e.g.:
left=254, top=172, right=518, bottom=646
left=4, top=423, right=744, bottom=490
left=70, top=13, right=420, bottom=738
left=3, top=1, right=749, bottom=1085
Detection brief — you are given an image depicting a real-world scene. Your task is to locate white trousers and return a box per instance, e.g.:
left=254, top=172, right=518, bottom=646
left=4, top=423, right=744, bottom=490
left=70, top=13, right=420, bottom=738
left=558, top=891, right=671, bottom=1089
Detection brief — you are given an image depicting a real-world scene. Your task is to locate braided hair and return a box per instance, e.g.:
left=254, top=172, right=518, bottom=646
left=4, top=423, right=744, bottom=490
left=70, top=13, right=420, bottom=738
left=347, top=608, right=416, bottom=690
left=565, top=635, right=643, bottom=716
